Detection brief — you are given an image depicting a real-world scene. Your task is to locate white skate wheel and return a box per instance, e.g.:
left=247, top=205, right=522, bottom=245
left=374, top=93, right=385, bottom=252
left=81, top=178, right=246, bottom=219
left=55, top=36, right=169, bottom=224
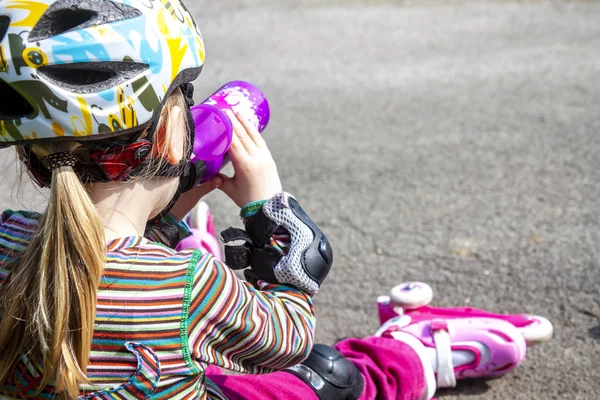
left=390, top=282, right=433, bottom=309
left=519, top=315, right=553, bottom=345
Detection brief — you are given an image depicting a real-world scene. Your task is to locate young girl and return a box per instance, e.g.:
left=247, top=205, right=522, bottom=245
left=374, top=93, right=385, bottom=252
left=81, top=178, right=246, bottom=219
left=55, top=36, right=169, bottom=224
left=0, top=1, right=551, bottom=399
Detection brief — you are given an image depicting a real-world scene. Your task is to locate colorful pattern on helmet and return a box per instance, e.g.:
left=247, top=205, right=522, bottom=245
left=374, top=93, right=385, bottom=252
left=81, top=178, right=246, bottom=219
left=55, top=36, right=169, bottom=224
left=0, top=0, right=205, bottom=144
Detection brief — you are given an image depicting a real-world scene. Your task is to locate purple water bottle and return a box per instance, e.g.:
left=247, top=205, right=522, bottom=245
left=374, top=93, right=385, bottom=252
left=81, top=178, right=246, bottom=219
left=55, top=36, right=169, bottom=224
left=190, top=81, right=270, bottom=183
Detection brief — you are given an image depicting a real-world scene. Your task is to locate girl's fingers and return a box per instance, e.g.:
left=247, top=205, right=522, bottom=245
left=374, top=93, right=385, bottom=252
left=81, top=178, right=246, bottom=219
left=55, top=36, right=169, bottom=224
left=227, top=127, right=249, bottom=165
left=236, top=112, right=266, bottom=148
left=216, top=173, right=235, bottom=199
left=225, top=109, right=256, bottom=154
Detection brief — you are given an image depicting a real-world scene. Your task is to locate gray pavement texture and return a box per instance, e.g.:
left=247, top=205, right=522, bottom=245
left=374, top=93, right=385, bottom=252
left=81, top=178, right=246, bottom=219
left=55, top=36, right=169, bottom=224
left=0, top=1, right=599, bottom=399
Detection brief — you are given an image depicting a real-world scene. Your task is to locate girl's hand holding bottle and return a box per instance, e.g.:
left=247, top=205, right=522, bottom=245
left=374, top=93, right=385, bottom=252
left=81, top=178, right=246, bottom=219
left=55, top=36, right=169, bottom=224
left=218, top=109, right=283, bottom=208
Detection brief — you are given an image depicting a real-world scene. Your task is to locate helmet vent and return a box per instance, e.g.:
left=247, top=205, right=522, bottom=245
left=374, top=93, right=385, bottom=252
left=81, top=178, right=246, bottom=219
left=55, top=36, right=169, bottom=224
left=38, top=62, right=149, bottom=94
left=29, top=0, right=142, bottom=42
left=30, top=8, right=97, bottom=41
left=40, top=64, right=115, bottom=86
left=0, top=16, right=9, bottom=43
left=0, top=80, right=35, bottom=119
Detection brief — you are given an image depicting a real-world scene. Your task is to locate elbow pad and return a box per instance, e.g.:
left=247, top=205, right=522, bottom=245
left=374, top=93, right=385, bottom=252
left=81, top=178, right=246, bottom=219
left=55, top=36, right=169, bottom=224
left=222, top=192, right=333, bottom=296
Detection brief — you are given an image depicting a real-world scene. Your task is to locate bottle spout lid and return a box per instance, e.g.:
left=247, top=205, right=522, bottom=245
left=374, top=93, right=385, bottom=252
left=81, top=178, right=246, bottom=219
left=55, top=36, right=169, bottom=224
left=190, top=104, right=233, bottom=161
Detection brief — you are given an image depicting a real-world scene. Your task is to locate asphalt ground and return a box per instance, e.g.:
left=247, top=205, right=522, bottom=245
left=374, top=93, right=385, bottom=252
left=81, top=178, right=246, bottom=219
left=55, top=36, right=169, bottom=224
left=1, top=1, right=599, bottom=399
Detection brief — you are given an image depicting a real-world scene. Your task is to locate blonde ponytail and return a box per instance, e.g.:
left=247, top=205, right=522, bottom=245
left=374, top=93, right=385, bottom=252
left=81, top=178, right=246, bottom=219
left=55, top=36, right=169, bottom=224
left=0, top=144, right=105, bottom=398
left=0, top=89, right=187, bottom=398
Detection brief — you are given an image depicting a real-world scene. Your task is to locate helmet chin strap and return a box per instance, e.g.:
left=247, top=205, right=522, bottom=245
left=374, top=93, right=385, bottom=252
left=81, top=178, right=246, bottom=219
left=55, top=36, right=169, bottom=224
left=150, top=157, right=206, bottom=221
left=145, top=83, right=206, bottom=247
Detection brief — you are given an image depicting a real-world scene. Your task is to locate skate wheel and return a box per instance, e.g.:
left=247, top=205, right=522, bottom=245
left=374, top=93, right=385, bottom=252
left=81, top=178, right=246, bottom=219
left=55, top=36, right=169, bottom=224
left=519, top=315, right=553, bottom=345
left=390, top=282, right=433, bottom=309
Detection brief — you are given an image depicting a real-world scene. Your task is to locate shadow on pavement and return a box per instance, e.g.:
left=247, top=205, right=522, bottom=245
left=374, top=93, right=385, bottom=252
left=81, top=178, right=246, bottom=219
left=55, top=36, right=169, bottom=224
left=436, top=379, right=491, bottom=397
left=589, top=325, right=600, bottom=341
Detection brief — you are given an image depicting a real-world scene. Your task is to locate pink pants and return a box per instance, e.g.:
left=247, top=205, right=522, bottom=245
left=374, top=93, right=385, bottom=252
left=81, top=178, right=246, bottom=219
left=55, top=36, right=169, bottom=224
left=206, top=336, right=427, bottom=400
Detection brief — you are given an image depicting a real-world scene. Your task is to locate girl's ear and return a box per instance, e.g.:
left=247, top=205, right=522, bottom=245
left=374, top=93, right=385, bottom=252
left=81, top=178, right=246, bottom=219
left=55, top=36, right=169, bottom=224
left=153, top=104, right=186, bottom=164
left=166, top=105, right=186, bottom=163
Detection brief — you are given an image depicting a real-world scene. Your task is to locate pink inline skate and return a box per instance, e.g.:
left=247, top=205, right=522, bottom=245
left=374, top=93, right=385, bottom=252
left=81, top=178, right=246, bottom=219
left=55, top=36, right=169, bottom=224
left=176, top=201, right=223, bottom=261
left=375, top=282, right=553, bottom=391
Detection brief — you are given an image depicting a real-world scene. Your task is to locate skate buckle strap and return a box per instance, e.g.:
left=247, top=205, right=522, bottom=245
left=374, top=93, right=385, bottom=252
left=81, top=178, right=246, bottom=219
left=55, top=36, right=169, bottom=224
left=431, top=319, right=457, bottom=388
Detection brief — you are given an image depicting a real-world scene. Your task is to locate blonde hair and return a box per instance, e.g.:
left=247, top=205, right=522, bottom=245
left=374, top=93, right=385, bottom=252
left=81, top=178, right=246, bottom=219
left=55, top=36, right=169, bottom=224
left=0, top=89, right=188, bottom=398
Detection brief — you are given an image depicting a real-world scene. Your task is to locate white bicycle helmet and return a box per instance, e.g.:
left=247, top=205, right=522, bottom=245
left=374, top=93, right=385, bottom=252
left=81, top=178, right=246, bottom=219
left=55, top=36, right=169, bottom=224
left=0, top=0, right=205, bottom=145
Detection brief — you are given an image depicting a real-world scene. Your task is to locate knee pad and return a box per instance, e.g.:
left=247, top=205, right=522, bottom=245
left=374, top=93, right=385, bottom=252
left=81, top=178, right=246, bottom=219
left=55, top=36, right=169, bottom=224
left=284, top=344, right=364, bottom=400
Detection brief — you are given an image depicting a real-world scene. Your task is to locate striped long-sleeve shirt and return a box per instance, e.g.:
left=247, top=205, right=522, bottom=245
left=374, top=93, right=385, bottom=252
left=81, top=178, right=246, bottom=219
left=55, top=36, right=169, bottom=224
left=0, top=210, right=315, bottom=400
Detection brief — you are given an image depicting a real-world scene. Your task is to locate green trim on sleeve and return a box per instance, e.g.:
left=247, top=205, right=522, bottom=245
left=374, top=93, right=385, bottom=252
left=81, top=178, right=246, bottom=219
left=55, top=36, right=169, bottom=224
left=180, top=249, right=203, bottom=374
left=240, top=200, right=267, bottom=219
